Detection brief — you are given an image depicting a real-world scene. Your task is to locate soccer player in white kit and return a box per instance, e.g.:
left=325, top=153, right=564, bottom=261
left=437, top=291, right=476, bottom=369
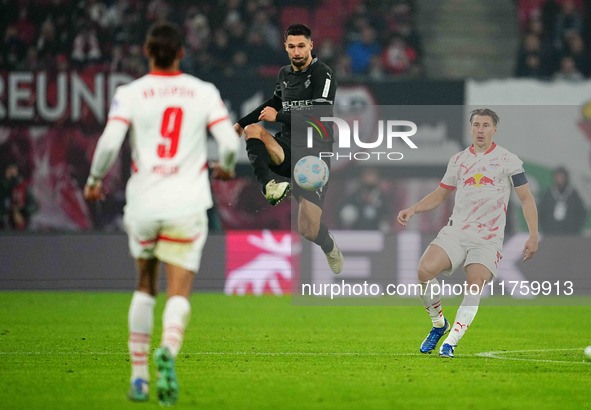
left=84, top=23, right=238, bottom=405
left=397, top=108, right=539, bottom=358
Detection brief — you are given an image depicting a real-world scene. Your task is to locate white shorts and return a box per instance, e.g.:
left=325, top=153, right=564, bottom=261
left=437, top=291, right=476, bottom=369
left=123, top=211, right=208, bottom=272
left=429, top=226, right=502, bottom=279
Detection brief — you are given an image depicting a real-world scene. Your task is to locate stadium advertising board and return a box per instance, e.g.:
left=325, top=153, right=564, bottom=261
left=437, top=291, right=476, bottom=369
left=294, top=231, right=591, bottom=305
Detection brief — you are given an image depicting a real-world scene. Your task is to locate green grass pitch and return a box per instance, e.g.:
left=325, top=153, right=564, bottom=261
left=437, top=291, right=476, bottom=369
left=0, top=292, right=590, bottom=409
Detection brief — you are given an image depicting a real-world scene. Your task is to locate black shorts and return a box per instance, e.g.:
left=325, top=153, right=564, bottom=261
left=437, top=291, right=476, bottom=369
left=269, top=134, right=332, bottom=209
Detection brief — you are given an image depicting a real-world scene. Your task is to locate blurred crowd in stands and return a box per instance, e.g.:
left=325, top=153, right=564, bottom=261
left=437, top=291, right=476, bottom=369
left=0, top=0, right=423, bottom=80
left=516, top=0, right=591, bottom=80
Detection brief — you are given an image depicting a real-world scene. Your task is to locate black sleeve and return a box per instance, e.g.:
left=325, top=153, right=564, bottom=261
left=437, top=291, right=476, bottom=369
left=237, top=94, right=283, bottom=128
left=310, top=64, right=336, bottom=105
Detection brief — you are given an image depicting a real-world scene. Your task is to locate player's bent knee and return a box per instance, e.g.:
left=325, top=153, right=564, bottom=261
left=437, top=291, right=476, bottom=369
left=244, top=124, right=266, bottom=141
left=417, top=264, right=437, bottom=283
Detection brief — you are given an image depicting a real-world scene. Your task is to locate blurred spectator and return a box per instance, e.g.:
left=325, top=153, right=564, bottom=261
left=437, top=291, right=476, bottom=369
left=184, top=9, right=210, bottom=53
left=0, top=164, right=39, bottom=230
left=539, top=167, right=587, bottom=234
left=561, top=33, right=590, bottom=75
left=0, top=0, right=423, bottom=78
left=334, top=53, right=353, bottom=78
left=251, top=10, right=281, bottom=50
left=553, top=55, right=584, bottom=80
left=515, top=32, right=551, bottom=77
left=71, top=25, right=102, bottom=65
left=346, top=26, right=381, bottom=74
left=338, top=168, right=390, bottom=231
left=368, top=54, right=385, bottom=80
left=552, top=0, right=584, bottom=50
left=147, top=0, right=171, bottom=23
left=381, top=35, right=418, bottom=76
left=516, top=53, right=545, bottom=78
left=19, top=46, right=42, bottom=71
left=317, top=38, right=339, bottom=70
left=244, top=31, right=281, bottom=69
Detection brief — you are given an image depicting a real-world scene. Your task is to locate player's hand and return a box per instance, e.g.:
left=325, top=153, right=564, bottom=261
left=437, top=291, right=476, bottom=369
left=211, top=162, right=235, bottom=180
left=84, top=182, right=105, bottom=202
left=521, top=235, right=538, bottom=262
left=397, top=208, right=414, bottom=226
left=258, top=107, right=277, bottom=122
left=234, top=123, right=244, bottom=138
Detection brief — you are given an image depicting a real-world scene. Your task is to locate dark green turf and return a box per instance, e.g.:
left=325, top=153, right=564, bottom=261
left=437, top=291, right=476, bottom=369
left=0, top=292, right=589, bottom=409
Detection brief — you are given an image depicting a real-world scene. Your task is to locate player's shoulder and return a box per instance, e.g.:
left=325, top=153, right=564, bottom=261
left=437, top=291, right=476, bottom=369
left=277, top=64, right=291, bottom=77
left=494, top=144, right=522, bottom=162
left=449, top=147, right=469, bottom=164
left=181, top=73, right=220, bottom=93
left=311, top=58, right=334, bottom=78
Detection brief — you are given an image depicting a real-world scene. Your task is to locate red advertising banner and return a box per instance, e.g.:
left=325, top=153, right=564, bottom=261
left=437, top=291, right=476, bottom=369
left=224, top=230, right=297, bottom=296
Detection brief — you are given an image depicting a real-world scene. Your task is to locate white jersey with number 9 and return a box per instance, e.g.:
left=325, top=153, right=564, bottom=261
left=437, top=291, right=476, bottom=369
left=91, top=71, right=237, bottom=219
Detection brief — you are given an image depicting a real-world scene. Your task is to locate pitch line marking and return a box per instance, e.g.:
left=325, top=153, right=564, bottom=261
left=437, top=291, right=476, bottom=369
left=1, top=348, right=588, bottom=364
left=0, top=351, right=424, bottom=356
left=476, top=348, right=590, bottom=365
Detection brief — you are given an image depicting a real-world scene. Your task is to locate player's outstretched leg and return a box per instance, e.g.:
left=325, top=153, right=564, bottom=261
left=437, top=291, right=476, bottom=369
left=127, top=291, right=155, bottom=401
left=324, top=232, right=343, bottom=274
left=418, top=278, right=450, bottom=353
left=311, top=223, right=343, bottom=274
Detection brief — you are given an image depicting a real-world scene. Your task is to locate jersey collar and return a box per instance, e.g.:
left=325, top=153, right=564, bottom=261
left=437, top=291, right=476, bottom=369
left=149, top=70, right=182, bottom=76
left=469, top=142, right=497, bottom=155
left=291, top=56, right=317, bottom=74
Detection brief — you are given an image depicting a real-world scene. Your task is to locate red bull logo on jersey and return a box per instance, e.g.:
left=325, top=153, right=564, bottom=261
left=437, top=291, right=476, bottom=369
left=463, top=173, right=495, bottom=187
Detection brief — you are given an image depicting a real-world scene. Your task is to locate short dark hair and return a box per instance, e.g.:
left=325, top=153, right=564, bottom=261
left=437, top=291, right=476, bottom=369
left=469, top=108, right=499, bottom=126
left=284, top=24, right=312, bottom=41
left=145, top=22, right=182, bottom=69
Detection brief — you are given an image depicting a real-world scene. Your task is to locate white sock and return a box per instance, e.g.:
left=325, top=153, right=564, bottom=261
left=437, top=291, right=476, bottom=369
left=161, top=296, right=191, bottom=358
left=419, top=278, right=445, bottom=328
left=128, top=291, right=156, bottom=382
left=443, top=292, right=481, bottom=346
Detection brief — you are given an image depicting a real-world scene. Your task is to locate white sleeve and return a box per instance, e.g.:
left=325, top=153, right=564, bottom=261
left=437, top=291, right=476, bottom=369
left=440, top=154, right=459, bottom=190
left=507, top=153, right=525, bottom=177
left=89, top=120, right=128, bottom=179
left=207, top=88, right=238, bottom=172
left=88, top=87, right=130, bottom=180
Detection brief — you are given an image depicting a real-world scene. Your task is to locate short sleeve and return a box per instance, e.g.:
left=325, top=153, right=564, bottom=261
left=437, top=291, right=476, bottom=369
left=507, top=153, right=524, bottom=177
left=440, top=154, right=459, bottom=190
left=507, top=153, right=527, bottom=187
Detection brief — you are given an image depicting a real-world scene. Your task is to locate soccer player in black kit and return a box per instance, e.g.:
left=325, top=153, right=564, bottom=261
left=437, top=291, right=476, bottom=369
left=234, top=24, right=343, bottom=274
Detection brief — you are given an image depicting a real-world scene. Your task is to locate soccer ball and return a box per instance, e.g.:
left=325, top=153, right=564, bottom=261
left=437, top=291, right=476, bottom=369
left=294, top=156, right=329, bottom=191
left=584, top=346, right=591, bottom=361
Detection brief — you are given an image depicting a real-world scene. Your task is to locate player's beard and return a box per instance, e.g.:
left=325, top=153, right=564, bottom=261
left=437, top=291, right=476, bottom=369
left=291, top=55, right=309, bottom=68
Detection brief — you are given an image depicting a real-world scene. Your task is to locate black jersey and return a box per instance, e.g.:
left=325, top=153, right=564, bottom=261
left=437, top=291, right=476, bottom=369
left=238, top=57, right=336, bottom=147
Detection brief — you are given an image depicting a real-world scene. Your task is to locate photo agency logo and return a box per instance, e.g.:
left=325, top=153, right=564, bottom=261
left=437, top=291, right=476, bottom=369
left=305, top=114, right=418, bottom=161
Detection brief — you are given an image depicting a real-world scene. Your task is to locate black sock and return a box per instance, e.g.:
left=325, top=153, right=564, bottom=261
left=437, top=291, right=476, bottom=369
left=246, top=138, right=271, bottom=192
left=313, top=223, right=334, bottom=253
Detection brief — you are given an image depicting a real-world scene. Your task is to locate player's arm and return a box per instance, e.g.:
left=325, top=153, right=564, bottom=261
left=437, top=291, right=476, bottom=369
left=235, top=79, right=284, bottom=134
left=210, top=120, right=239, bottom=180
left=515, top=181, right=539, bottom=261
left=208, top=89, right=239, bottom=180
left=84, top=119, right=129, bottom=201
left=397, top=186, right=453, bottom=226
left=310, top=64, right=336, bottom=106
